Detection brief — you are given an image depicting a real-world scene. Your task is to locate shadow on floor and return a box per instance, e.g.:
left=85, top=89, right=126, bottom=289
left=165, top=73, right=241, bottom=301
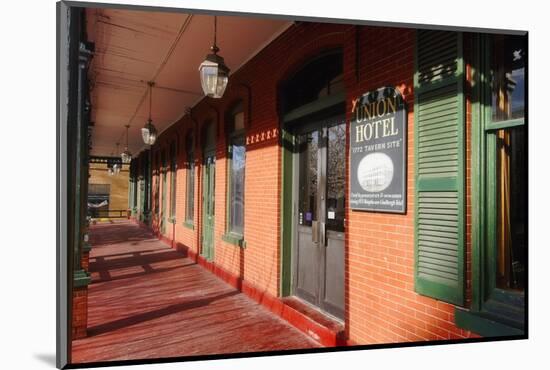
left=87, top=290, right=239, bottom=337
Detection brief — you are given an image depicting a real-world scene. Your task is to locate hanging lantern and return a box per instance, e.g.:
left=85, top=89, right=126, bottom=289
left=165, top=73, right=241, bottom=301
left=142, top=82, right=158, bottom=145
left=121, top=150, right=132, bottom=164
left=199, top=16, right=230, bottom=99
left=113, top=162, right=121, bottom=175
left=121, top=125, right=132, bottom=164
left=141, top=119, right=157, bottom=145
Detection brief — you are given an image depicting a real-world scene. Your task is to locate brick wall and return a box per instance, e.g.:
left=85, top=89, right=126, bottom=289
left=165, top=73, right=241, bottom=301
left=145, top=22, right=479, bottom=344
left=72, top=287, right=88, bottom=339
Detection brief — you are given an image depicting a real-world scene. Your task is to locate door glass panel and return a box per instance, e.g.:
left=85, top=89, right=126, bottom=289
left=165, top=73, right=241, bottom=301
left=298, top=131, right=318, bottom=227
left=496, top=126, right=526, bottom=292
left=327, top=122, right=346, bottom=232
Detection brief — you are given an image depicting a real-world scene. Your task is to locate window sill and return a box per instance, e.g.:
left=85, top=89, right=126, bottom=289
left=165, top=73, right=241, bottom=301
left=222, top=233, right=246, bottom=248
left=182, top=221, right=194, bottom=230
left=168, top=217, right=176, bottom=224
left=455, top=307, right=525, bottom=337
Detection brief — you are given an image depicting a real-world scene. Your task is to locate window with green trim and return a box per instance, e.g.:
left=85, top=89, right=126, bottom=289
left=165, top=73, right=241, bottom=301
left=489, top=35, right=526, bottom=293
left=226, top=103, right=246, bottom=239
left=161, top=150, right=167, bottom=233
left=169, top=141, right=177, bottom=220
left=185, top=132, right=195, bottom=224
left=151, top=153, right=157, bottom=216
left=455, top=33, right=527, bottom=337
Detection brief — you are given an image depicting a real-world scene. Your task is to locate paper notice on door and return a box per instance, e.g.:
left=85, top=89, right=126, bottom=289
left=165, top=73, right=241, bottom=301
left=328, top=211, right=336, bottom=220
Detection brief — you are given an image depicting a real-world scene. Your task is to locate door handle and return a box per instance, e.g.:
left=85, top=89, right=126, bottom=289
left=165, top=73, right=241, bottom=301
left=320, top=221, right=327, bottom=247
left=312, top=221, right=326, bottom=246
left=311, top=221, right=319, bottom=244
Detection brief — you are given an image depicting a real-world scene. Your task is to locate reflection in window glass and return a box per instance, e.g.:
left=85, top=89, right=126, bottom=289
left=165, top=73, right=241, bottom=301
left=496, top=126, right=527, bottom=292
left=492, top=35, right=526, bottom=122
left=298, top=131, right=318, bottom=227
left=327, top=122, right=346, bottom=232
left=229, top=135, right=245, bottom=235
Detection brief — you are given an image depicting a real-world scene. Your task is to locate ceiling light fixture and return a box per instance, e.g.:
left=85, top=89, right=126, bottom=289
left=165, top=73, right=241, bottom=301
left=121, top=125, right=132, bottom=163
left=141, top=81, right=158, bottom=145
left=199, top=16, right=230, bottom=99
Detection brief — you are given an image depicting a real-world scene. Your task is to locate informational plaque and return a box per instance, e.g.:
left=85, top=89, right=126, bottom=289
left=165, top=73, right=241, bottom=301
left=349, top=86, right=407, bottom=213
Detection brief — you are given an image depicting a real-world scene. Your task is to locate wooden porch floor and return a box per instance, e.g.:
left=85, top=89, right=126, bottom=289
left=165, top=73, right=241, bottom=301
left=72, top=221, right=319, bottom=364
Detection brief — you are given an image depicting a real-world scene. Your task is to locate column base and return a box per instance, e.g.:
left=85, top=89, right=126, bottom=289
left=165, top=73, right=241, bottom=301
left=82, top=242, right=91, bottom=272
left=72, top=286, right=88, bottom=339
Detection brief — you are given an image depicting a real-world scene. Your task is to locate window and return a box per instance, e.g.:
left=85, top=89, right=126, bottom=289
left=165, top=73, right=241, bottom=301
left=161, top=150, right=167, bottom=233
left=169, top=141, right=177, bottom=221
left=455, top=33, right=527, bottom=336
left=485, top=34, right=527, bottom=304
left=131, top=162, right=138, bottom=212
left=223, top=103, right=246, bottom=246
left=184, top=132, right=195, bottom=226
left=282, top=51, right=344, bottom=113
left=154, top=152, right=160, bottom=216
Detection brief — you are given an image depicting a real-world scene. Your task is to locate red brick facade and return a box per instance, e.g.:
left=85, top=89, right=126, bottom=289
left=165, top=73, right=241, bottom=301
left=72, top=287, right=88, bottom=340
left=132, top=22, right=480, bottom=344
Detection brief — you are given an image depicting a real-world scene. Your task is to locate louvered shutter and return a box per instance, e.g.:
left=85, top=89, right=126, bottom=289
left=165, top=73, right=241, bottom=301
left=414, top=30, right=465, bottom=306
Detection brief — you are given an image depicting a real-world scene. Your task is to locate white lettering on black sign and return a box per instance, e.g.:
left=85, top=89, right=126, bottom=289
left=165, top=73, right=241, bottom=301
left=349, top=86, right=407, bottom=213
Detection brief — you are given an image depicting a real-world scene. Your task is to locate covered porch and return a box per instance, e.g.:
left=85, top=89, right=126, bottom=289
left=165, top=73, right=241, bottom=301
left=72, top=221, right=319, bottom=364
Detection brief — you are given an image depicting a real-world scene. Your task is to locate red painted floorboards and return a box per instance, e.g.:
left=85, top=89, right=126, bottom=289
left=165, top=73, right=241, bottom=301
left=72, top=221, right=319, bottom=364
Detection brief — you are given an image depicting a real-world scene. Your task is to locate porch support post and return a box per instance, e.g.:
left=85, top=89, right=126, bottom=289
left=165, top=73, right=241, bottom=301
left=72, top=41, right=94, bottom=288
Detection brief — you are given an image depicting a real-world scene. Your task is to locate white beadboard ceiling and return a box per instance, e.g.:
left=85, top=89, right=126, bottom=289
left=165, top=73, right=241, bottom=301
left=86, top=7, right=290, bottom=157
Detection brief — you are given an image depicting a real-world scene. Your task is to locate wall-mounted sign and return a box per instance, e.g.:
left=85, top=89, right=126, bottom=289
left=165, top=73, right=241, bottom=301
left=350, top=86, right=407, bottom=213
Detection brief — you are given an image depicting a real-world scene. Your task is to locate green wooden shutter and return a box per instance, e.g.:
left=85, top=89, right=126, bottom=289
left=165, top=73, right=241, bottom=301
left=414, top=30, right=465, bottom=306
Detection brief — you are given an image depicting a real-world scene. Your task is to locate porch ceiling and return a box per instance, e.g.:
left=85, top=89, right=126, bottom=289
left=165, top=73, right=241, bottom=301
left=86, top=8, right=290, bottom=157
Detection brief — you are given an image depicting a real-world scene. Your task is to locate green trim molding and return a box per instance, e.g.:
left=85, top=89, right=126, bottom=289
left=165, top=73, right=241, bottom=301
left=279, top=127, right=294, bottom=297
left=222, top=232, right=246, bottom=248
left=73, top=269, right=91, bottom=288
left=455, top=307, right=524, bottom=337
left=459, top=33, right=527, bottom=334
left=182, top=220, right=194, bottom=230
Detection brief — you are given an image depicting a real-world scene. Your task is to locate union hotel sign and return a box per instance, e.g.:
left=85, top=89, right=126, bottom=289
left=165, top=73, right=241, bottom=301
left=350, top=86, right=407, bottom=213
